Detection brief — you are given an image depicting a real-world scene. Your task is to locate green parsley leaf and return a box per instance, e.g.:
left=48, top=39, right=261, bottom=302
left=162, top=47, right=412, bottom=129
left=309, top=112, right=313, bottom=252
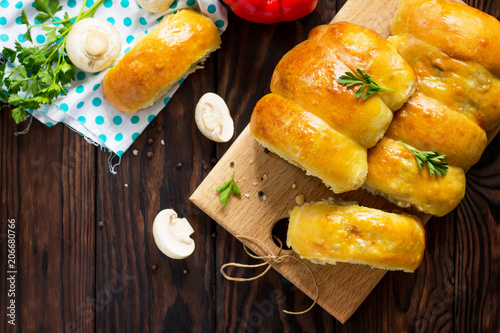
left=399, top=141, right=449, bottom=177
left=0, top=0, right=105, bottom=123
left=11, top=107, right=27, bottom=123
left=338, top=69, right=395, bottom=100
left=216, top=172, right=241, bottom=207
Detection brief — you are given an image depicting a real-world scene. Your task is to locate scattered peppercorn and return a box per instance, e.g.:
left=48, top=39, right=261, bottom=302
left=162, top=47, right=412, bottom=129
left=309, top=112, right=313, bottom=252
left=211, top=158, right=218, bottom=164
left=230, top=161, right=234, bottom=167
left=98, top=221, right=104, bottom=228
left=264, top=148, right=270, bottom=154
left=258, top=191, right=264, bottom=197
left=151, top=264, right=158, bottom=271
left=176, top=162, right=183, bottom=168
left=148, top=138, right=154, bottom=144
left=147, top=151, right=154, bottom=158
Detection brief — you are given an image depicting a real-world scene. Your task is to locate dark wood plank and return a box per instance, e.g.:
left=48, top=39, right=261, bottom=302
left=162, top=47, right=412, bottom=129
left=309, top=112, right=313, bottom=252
left=94, top=51, right=218, bottom=332
left=0, top=108, right=95, bottom=333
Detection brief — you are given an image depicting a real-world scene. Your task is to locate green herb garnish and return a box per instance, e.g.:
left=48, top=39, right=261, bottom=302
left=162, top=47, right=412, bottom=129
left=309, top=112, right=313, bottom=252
left=399, top=141, right=448, bottom=177
left=0, top=0, right=105, bottom=123
left=216, top=172, right=241, bottom=207
left=337, top=69, right=395, bottom=100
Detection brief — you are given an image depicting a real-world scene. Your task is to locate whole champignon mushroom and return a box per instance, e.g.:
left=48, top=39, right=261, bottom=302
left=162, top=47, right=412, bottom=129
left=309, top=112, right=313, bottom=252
left=65, top=18, right=121, bottom=73
left=136, top=0, right=174, bottom=13
left=195, top=93, right=234, bottom=142
left=152, top=209, right=195, bottom=259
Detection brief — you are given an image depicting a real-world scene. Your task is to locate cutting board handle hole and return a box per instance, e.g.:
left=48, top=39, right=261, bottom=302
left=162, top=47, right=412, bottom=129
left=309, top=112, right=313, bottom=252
left=271, top=218, right=292, bottom=251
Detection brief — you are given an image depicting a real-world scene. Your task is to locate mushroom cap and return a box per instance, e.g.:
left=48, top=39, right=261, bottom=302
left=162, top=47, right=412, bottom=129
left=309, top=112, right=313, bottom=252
left=136, top=0, right=174, bottom=13
left=66, top=18, right=122, bottom=73
left=195, top=93, right=234, bottom=142
left=153, top=209, right=195, bottom=259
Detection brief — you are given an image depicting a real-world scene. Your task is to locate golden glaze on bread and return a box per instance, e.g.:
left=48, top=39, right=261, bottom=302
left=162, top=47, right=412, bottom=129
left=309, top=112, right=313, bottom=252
left=287, top=200, right=426, bottom=272
left=389, top=34, right=500, bottom=133
left=270, top=39, right=393, bottom=149
left=103, top=10, right=221, bottom=114
left=251, top=22, right=415, bottom=193
left=309, top=22, right=417, bottom=111
left=391, top=0, right=500, bottom=76
left=365, top=137, right=466, bottom=217
left=385, top=93, right=487, bottom=170
left=250, top=94, right=367, bottom=193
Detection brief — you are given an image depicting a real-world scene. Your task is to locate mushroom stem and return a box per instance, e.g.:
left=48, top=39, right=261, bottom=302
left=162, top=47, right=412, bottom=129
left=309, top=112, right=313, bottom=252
left=84, top=31, right=109, bottom=56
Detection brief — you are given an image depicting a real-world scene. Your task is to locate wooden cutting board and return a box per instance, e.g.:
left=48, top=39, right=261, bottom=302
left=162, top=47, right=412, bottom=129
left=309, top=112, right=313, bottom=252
left=190, top=0, right=432, bottom=324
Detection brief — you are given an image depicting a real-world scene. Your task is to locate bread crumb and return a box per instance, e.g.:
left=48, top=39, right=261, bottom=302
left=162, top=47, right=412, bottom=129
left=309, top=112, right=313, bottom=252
left=245, top=193, right=250, bottom=198
left=133, top=150, right=138, bottom=156
left=124, top=184, right=128, bottom=187
left=249, top=159, right=253, bottom=164
left=292, top=183, right=296, bottom=189
left=295, top=195, right=305, bottom=205
left=242, top=176, right=246, bottom=181
left=262, top=195, right=267, bottom=201
left=263, top=174, right=267, bottom=180
left=161, top=140, right=165, bottom=145
left=252, top=181, right=257, bottom=186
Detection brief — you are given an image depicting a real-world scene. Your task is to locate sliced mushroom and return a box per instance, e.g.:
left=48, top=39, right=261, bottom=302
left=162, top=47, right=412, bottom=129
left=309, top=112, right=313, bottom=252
left=65, top=18, right=121, bottom=73
left=152, top=209, right=195, bottom=259
left=195, top=93, right=234, bottom=142
left=136, top=0, right=174, bottom=13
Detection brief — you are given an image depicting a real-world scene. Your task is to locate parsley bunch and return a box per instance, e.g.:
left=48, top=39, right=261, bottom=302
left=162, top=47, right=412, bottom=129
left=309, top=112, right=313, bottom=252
left=216, top=172, right=241, bottom=207
left=0, top=0, right=105, bottom=123
left=399, top=141, right=449, bottom=177
left=337, top=69, right=395, bottom=100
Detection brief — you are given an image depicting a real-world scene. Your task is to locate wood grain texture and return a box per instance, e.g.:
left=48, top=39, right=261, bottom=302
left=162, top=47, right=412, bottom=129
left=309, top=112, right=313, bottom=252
left=94, top=51, right=218, bottom=332
left=0, top=0, right=499, bottom=332
left=0, top=108, right=95, bottom=333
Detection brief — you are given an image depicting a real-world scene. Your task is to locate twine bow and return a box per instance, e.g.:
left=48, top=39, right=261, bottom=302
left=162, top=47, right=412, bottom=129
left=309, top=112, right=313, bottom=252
left=220, top=235, right=319, bottom=315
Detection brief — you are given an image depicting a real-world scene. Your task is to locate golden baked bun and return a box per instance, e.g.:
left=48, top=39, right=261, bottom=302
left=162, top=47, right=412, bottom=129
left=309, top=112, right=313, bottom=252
left=287, top=200, right=426, bottom=272
left=103, top=10, right=221, bottom=114
left=389, top=34, right=500, bottom=134
left=270, top=39, right=393, bottom=149
left=251, top=22, right=415, bottom=193
left=385, top=93, right=487, bottom=170
left=250, top=94, right=367, bottom=193
left=365, top=137, right=466, bottom=217
left=309, top=22, right=417, bottom=111
left=391, top=0, right=500, bottom=77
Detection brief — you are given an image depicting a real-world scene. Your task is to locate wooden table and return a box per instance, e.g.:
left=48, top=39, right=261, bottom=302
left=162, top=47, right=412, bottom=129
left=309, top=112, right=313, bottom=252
left=1, top=0, right=499, bottom=331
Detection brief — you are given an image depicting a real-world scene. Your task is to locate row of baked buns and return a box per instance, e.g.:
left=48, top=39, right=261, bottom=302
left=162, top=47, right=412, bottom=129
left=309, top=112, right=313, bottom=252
left=251, top=0, right=500, bottom=217
left=365, top=0, right=500, bottom=216
left=250, top=0, right=500, bottom=272
left=250, top=22, right=417, bottom=193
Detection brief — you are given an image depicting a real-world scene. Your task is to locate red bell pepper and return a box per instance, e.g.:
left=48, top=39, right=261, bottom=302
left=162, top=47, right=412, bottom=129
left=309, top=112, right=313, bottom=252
left=224, top=0, right=319, bottom=24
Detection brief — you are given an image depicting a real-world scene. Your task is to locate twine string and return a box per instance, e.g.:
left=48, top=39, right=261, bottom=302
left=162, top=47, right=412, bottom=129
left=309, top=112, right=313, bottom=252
left=220, top=235, right=319, bottom=315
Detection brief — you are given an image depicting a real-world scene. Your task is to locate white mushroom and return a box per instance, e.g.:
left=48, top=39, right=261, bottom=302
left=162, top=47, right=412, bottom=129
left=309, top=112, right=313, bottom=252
left=136, top=0, right=174, bottom=13
left=152, top=209, right=195, bottom=259
left=65, top=18, right=121, bottom=73
left=195, top=93, right=234, bottom=142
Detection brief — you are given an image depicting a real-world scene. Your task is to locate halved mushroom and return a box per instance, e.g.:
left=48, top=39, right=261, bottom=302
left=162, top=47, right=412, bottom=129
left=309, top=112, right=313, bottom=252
left=152, top=209, right=195, bottom=259
left=195, top=93, right=234, bottom=142
left=136, top=0, right=174, bottom=13
left=65, top=18, right=121, bottom=73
